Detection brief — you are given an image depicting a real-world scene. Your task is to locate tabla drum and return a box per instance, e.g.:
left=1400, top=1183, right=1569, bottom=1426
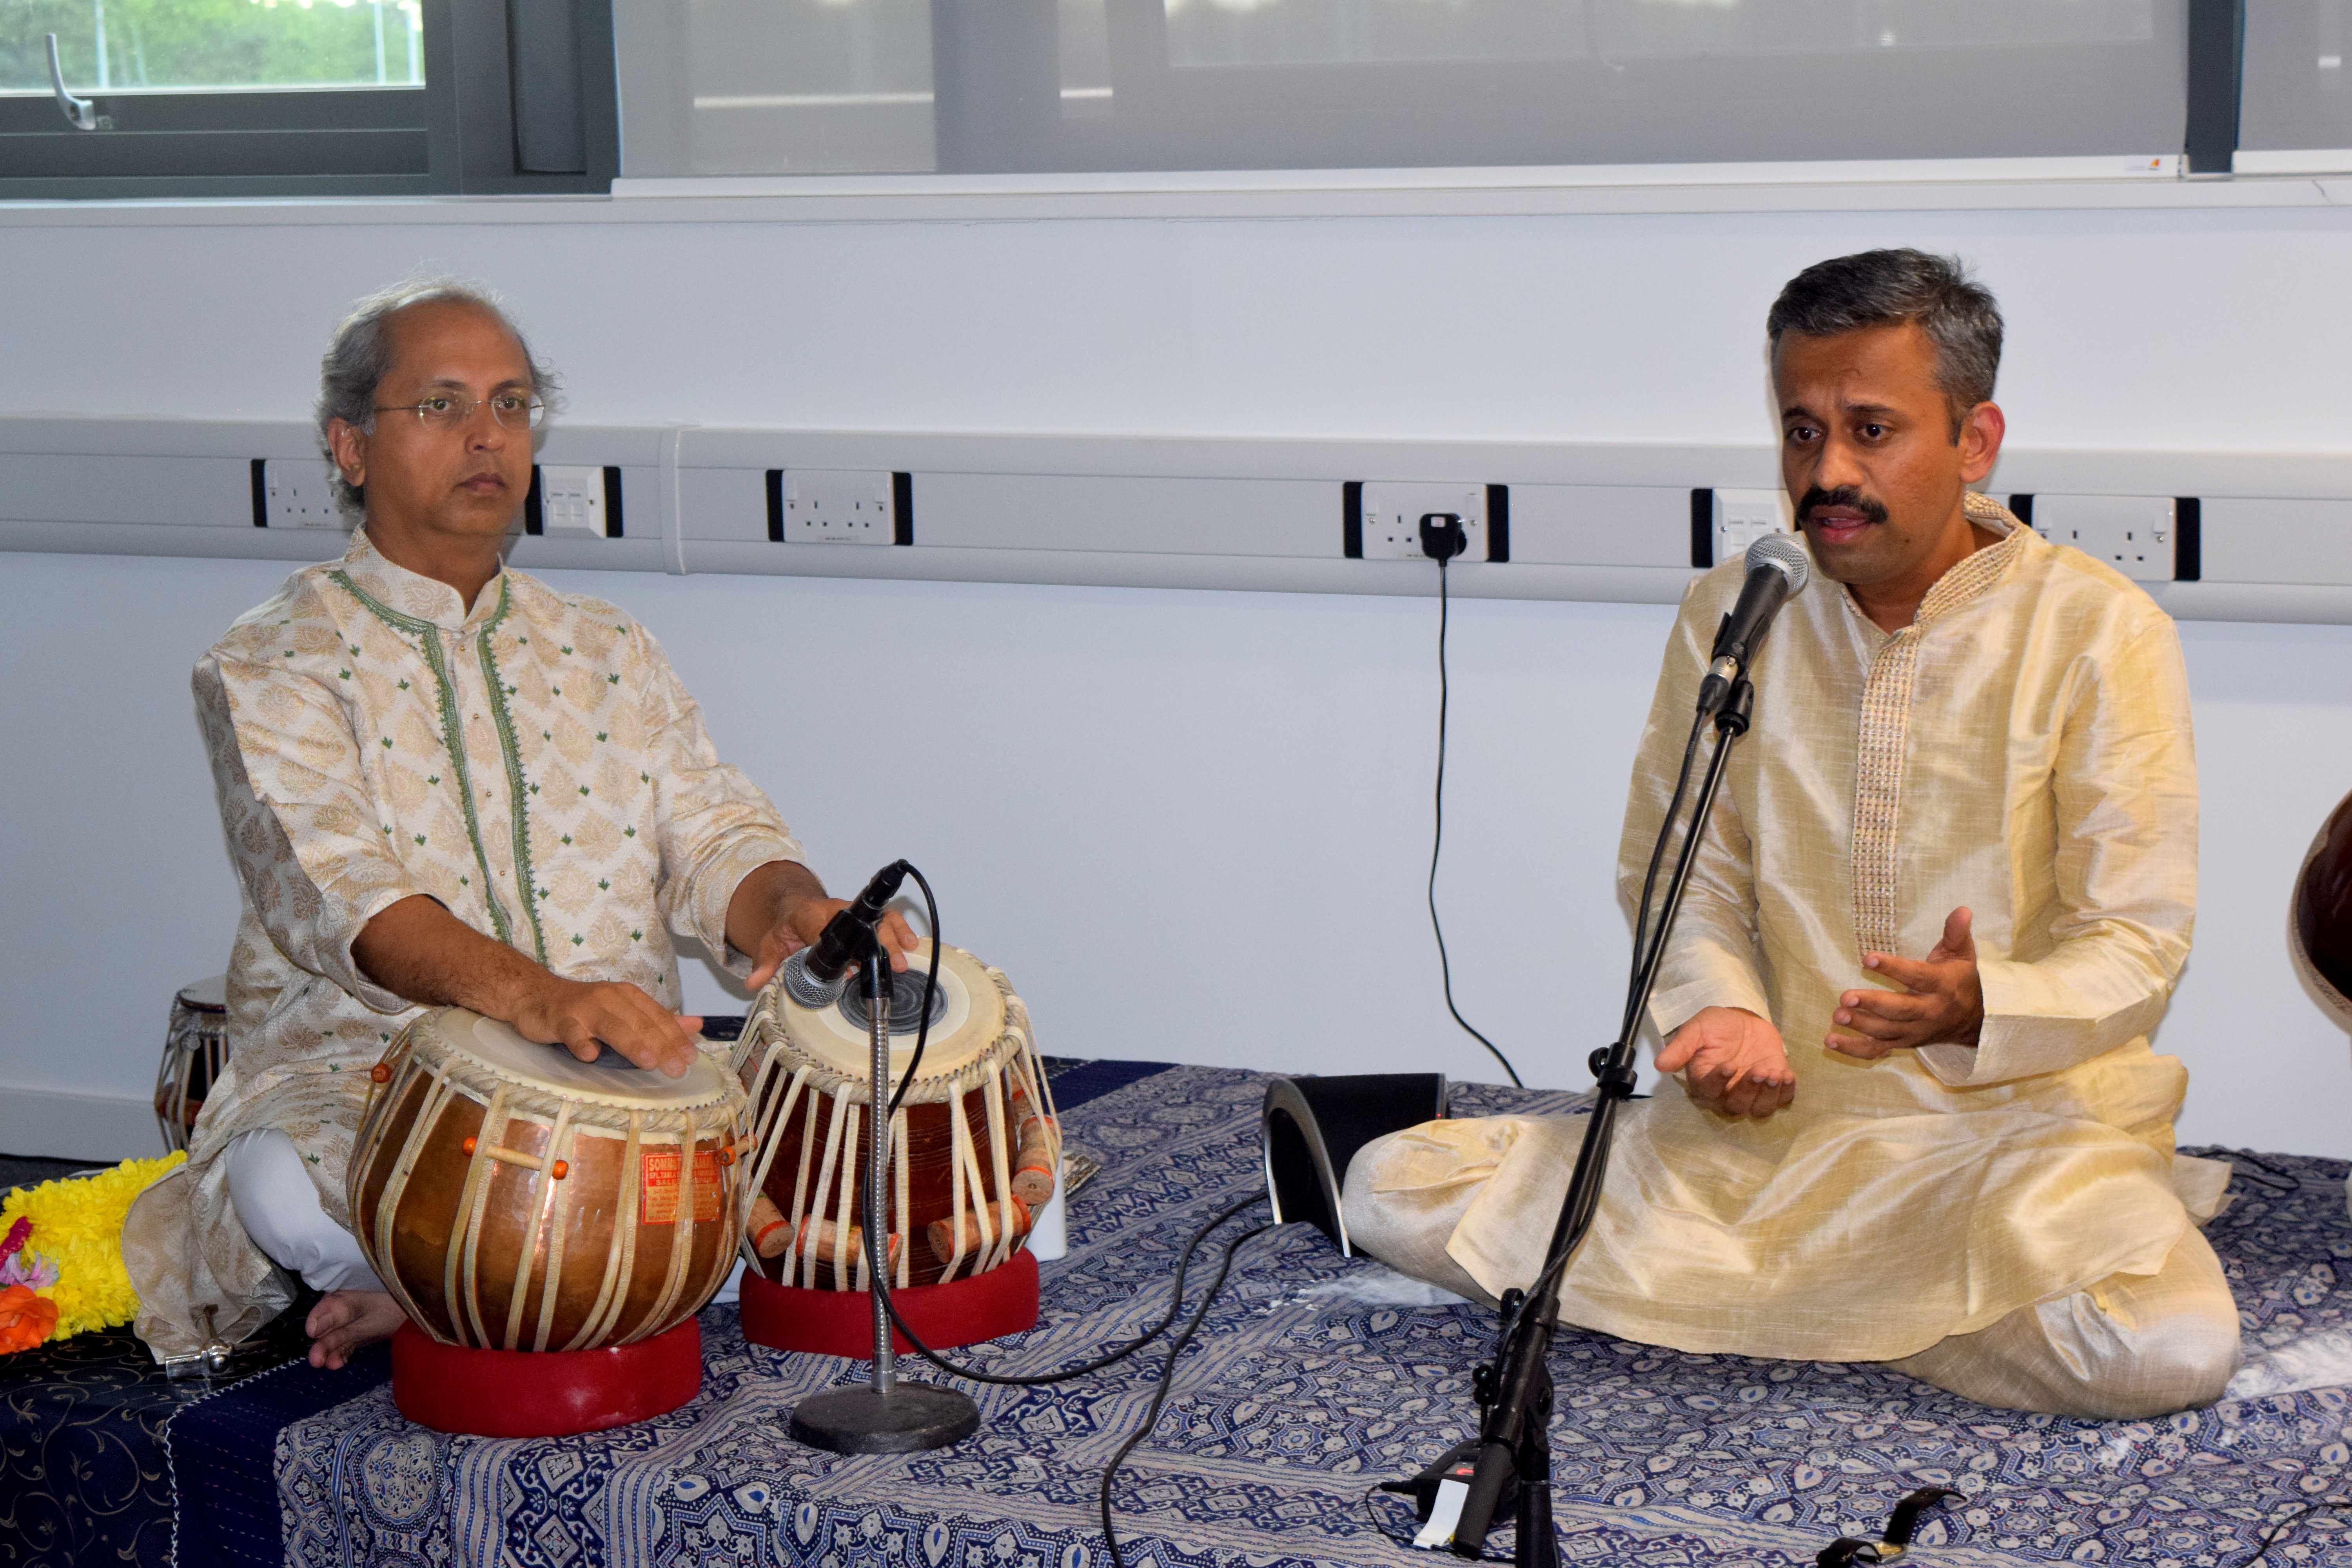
left=733, top=941, right=1059, bottom=1292
left=349, top=1008, right=750, bottom=1351
left=156, top=976, right=228, bottom=1154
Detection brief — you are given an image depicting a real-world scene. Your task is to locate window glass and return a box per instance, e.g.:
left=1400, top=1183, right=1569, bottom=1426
left=1163, top=0, right=2154, bottom=67
left=665, top=0, right=934, bottom=176
left=621, top=0, right=2185, bottom=180
left=0, top=0, right=423, bottom=95
left=2239, top=0, right=2352, bottom=152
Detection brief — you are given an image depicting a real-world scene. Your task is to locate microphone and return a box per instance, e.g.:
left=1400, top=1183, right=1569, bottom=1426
left=1697, top=533, right=1811, bottom=715
left=780, top=860, right=911, bottom=1009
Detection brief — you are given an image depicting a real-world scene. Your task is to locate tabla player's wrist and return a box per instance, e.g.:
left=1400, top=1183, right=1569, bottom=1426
left=724, top=860, right=822, bottom=956
left=494, top=968, right=573, bottom=1036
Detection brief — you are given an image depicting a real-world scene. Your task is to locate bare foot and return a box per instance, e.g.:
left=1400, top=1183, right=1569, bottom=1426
left=305, top=1289, right=405, bottom=1369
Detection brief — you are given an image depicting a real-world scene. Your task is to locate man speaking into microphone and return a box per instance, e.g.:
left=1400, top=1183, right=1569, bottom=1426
left=1346, top=249, right=2237, bottom=1419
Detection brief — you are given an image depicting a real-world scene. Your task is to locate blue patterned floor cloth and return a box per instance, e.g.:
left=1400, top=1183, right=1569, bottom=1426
left=271, top=1067, right=2352, bottom=1568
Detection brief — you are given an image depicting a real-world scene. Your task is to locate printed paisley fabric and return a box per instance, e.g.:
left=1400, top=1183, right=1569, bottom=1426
left=1350, top=499, right=2229, bottom=1365
left=127, top=529, right=802, bottom=1360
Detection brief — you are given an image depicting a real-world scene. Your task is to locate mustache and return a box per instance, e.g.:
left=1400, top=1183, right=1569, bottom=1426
left=1798, top=486, right=1888, bottom=526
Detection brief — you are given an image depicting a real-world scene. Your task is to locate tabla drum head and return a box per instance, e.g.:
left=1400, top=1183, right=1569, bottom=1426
left=778, top=941, right=1004, bottom=1091
left=419, top=1009, right=737, bottom=1111
left=176, top=975, right=227, bottom=1013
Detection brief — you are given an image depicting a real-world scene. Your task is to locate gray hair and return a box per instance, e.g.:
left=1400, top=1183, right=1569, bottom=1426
left=1765, top=249, right=2002, bottom=439
left=316, top=277, right=561, bottom=514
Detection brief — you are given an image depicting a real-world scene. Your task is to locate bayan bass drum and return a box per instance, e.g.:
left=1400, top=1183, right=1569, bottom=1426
left=733, top=941, right=1059, bottom=1291
left=156, top=976, right=229, bottom=1154
left=350, top=1009, right=750, bottom=1350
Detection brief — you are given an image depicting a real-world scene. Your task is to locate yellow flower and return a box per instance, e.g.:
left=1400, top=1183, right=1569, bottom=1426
left=0, top=1152, right=185, bottom=1343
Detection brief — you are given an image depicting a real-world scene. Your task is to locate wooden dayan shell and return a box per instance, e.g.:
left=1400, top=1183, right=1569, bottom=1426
left=733, top=941, right=1059, bottom=1292
left=350, top=1008, right=750, bottom=1350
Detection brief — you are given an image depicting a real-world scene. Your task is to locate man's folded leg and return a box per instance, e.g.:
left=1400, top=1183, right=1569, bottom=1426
left=221, top=1127, right=386, bottom=1295
left=1884, top=1228, right=2240, bottom=1420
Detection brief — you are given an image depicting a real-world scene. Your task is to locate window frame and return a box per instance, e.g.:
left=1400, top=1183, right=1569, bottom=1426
left=0, top=0, right=618, bottom=200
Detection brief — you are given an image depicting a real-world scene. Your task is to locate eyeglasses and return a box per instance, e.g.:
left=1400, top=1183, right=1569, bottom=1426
left=372, top=391, right=545, bottom=430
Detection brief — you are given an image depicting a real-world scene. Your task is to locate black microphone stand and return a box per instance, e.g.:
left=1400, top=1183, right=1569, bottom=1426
left=789, top=925, right=980, bottom=1453
left=1430, top=674, right=1755, bottom=1564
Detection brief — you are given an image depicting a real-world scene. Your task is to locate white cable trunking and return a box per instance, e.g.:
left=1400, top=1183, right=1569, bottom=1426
left=4, top=416, right=2351, bottom=622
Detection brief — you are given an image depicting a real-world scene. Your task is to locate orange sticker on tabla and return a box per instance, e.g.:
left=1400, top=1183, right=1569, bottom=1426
left=639, top=1147, right=722, bottom=1224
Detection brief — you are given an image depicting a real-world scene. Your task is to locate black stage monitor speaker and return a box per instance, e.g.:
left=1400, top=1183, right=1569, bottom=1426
left=1261, top=1073, right=1450, bottom=1257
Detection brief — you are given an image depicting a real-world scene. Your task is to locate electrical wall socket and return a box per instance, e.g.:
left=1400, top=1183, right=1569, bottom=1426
left=2036, top=494, right=2176, bottom=583
left=260, top=459, right=345, bottom=529
left=536, top=465, right=611, bottom=538
left=781, top=468, right=895, bottom=544
left=1357, top=482, right=1486, bottom=561
left=1711, top=488, right=1791, bottom=566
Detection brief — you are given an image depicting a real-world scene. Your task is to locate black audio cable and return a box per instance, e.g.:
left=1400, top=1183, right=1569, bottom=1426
left=1427, top=542, right=1524, bottom=1088
left=811, top=868, right=1276, bottom=1568
left=860, top=867, right=1267, bottom=1387
left=1098, top=1216, right=1272, bottom=1568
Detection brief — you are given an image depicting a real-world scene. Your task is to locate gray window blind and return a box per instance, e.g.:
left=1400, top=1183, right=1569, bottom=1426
left=2239, top=0, right=2352, bottom=154
left=621, top=0, right=2189, bottom=180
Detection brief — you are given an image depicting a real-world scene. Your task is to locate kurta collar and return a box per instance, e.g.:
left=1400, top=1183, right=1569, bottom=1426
left=340, top=528, right=510, bottom=633
left=1838, top=492, right=2031, bottom=642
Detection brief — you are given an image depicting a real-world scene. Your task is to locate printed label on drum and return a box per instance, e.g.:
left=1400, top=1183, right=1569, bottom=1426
left=639, top=1147, right=722, bottom=1224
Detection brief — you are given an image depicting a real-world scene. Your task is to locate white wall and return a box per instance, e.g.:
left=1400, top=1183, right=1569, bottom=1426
left=4, top=198, right=2350, bottom=1158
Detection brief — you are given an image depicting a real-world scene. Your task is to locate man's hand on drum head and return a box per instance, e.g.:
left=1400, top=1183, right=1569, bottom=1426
left=1655, top=1006, right=1797, bottom=1119
left=513, top=976, right=701, bottom=1078
left=743, top=893, right=920, bottom=991
left=728, top=860, right=920, bottom=991
left=356, top=895, right=701, bottom=1074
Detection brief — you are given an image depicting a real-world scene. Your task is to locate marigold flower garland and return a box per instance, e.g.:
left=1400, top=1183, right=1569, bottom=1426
left=0, top=1151, right=185, bottom=1349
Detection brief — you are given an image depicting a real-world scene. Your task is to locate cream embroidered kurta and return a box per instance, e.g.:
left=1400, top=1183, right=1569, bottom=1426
left=1352, top=497, right=2223, bottom=1363
left=127, top=529, right=802, bottom=1359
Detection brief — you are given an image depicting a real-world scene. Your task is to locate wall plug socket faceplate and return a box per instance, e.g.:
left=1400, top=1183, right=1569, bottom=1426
left=1357, top=482, right=1487, bottom=561
left=781, top=468, right=896, bottom=544
left=259, top=459, right=345, bottom=529
left=2036, top=494, right=2176, bottom=583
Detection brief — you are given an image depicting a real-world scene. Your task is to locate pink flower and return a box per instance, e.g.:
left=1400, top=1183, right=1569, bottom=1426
left=0, top=1251, right=56, bottom=1291
left=0, top=1217, right=27, bottom=1265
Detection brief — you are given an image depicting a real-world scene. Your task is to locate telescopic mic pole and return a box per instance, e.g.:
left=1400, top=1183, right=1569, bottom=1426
left=1416, top=534, right=1808, bottom=1561
left=1433, top=676, right=1755, bottom=1564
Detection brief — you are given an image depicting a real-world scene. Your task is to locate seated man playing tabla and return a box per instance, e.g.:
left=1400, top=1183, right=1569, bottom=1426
left=126, top=279, right=912, bottom=1370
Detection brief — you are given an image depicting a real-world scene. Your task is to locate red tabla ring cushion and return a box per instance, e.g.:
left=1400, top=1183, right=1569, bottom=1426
left=740, top=1247, right=1039, bottom=1358
left=390, top=1315, right=703, bottom=1437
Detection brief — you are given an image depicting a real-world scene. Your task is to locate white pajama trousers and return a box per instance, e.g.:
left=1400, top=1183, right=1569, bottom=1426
left=221, top=1128, right=385, bottom=1295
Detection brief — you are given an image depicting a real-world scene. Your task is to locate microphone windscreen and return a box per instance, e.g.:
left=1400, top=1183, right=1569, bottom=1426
left=781, top=948, right=848, bottom=1010
left=1746, top=531, right=1812, bottom=595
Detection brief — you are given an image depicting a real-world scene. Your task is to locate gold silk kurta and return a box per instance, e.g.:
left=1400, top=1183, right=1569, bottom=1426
left=127, top=529, right=802, bottom=1359
left=1390, top=499, right=2221, bottom=1364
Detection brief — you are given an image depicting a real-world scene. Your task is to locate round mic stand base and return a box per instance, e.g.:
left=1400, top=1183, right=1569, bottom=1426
left=788, top=1382, right=981, bottom=1455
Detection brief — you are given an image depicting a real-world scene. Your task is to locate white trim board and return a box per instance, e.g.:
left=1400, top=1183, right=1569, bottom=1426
left=0, top=1085, right=167, bottom=1164
left=2, top=163, right=2350, bottom=227
left=2236, top=149, right=2352, bottom=176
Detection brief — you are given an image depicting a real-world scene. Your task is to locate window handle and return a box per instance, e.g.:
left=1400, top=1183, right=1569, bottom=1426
left=45, top=34, right=111, bottom=132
